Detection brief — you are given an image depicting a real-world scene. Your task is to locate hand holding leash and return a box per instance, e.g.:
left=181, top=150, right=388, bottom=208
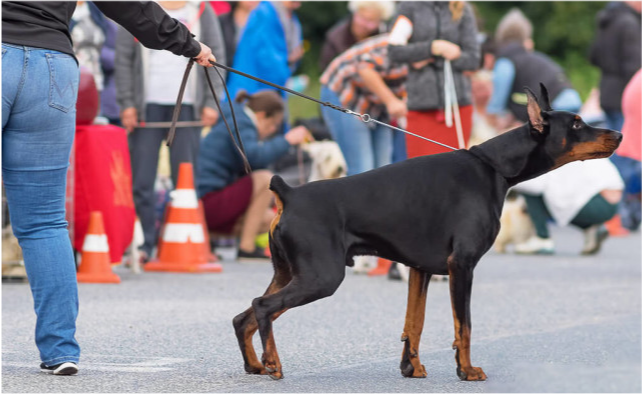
left=194, top=42, right=216, bottom=67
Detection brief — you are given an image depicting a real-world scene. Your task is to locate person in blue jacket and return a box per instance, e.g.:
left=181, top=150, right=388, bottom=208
left=226, top=1, right=303, bottom=99
left=197, top=90, right=310, bottom=260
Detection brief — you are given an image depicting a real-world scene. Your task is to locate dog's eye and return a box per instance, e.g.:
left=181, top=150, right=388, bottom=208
left=572, top=120, right=582, bottom=130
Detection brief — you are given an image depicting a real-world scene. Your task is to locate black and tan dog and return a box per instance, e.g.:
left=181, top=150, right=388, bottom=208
left=232, top=84, right=622, bottom=381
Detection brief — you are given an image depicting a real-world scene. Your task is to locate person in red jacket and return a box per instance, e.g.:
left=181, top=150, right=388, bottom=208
left=2, top=1, right=215, bottom=376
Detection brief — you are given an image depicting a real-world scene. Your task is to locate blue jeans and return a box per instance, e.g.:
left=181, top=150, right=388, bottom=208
left=320, top=85, right=392, bottom=176
left=2, top=44, right=81, bottom=366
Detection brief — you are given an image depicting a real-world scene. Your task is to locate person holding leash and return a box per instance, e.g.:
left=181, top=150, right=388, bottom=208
left=2, top=1, right=215, bottom=375
left=388, top=1, right=480, bottom=157
left=116, top=1, right=226, bottom=264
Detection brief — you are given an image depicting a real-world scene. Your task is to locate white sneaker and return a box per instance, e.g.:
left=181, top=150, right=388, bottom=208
left=40, top=362, right=78, bottom=375
left=514, top=236, right=555, bottom=255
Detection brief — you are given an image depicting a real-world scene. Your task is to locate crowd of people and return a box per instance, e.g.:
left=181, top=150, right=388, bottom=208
left=2, top=0, right=640, bottom=375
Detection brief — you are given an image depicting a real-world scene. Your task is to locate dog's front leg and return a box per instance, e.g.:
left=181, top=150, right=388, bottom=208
left=400, top=268, right=431, bottom=378
left=448, top=255, right=487, bottom=381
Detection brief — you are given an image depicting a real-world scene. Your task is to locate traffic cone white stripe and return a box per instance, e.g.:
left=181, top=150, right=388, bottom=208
left=82, top=234, right=110, bottom=253
left=170, top=189, right=199, bottom=209
left=163, top=223, right=205, bottom=243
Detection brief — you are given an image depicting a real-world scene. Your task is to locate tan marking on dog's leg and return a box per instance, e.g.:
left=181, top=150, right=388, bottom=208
left=261, top=308, right=288, bottom=379
left=400, top=268, right=430, bottom=378
left=239, top=273, right=291, bottom=375
left=448, top=257, right=486, bottom=381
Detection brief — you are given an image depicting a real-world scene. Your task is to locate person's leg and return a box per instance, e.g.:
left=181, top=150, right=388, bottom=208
left=2, top=45, right=80, bottom=367
left=515, top=194, right=555, bottom=254
left=167, top=105, right=200, bottom=189
left=570, top=193, right=619, bottom=255
left=391, top=128, right=407, bottom=163
left=372, top=123, right=393, bottom=169
left=239, top=170, right=274, bottom=253
left=571, top=193, right=619, bottom=229
left=320, top=86, right=371, bottom=176
left=521, top=194, right=552, bottom=239
left=128, top=104, right=165, bottom=257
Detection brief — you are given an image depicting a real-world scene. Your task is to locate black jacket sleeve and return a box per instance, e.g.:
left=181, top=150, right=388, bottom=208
left=93, top=1, right=201, bottom=58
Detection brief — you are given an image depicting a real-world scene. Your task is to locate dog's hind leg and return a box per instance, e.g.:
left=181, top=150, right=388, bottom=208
left=400, top=267, right=431, bottom=378
left=233, top=244, right=292, bottom=375
left=447, top=254, right=487, bottom=381
left=252, top=261, right=345, bottom=380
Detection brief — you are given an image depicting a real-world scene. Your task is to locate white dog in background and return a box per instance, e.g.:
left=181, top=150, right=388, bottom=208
left=494, top=194, right=536, bottom=253
left=302, top=141, right=347, bottom=182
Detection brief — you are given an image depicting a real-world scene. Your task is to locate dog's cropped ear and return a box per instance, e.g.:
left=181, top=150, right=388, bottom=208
left=539, top=83, right=553, bottom=112
left=524, top=86, right=547, bottom=134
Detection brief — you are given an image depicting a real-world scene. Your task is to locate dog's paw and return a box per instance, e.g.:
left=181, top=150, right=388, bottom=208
left=264, top=364, right=283, bottom=380
left=400, top=360, right=427, bottom=378
left=244, top=363, right=267, bottom=375
left=457, top=366, right=487, bottom=381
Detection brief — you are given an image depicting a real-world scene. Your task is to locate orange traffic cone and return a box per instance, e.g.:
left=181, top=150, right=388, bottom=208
left=145, top=163, right=222, bottom=273
left=77, top=211, right=121, bottom=283
left=606, top=214, right=629, bottom=237
left=368, top=258, right=392, bottom=276
left=198, top=199, right=218, bottom=263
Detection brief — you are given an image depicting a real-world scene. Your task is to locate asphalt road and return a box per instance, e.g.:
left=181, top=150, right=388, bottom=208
left=3, top=226, right=640, bottom=393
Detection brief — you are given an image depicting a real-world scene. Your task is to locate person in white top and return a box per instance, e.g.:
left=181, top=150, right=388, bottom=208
left=512, top=158, right=624, bottom=255
left=115, top=1, right=226, bottom=262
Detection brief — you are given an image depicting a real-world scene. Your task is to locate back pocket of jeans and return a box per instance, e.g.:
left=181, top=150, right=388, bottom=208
left=46, top=53, right=78, bottom=113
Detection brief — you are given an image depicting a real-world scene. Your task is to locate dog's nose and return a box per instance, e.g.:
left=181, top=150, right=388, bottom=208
left=616, top=132, right=623, bottom=142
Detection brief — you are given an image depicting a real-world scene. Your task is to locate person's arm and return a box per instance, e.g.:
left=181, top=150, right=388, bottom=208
left=487, top=58, right=517, bottom=131
left=487, top=58, right=515, bottom=116
left=241, top=130, right=291, bottom=170
left=356, top=66, right=407, bottom=119
left=449, top=4, right=480, bottom=71
left=114, top=26, right=138, bottom=131
left=388, top=3, right=437, bottom=64
left=200, top=4, right=226, bottom=126
left=93, top=1, right=214, bottom=65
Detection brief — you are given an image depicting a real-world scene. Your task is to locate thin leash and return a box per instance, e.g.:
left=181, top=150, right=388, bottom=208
left=166, top=59, right=459, bottom=176
left=206, top=60, right=459, bottom=152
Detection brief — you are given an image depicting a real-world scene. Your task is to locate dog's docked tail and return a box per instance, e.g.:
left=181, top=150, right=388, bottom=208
left=269, top=175, right=292, bottom=202
left=269, top=175, right=291, bottom=238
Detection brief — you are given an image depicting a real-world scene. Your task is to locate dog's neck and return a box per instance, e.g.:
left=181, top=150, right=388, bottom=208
left=469, top=125, right=555, bottom=187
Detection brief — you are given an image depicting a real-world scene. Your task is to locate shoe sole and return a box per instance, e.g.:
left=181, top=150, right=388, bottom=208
left=41, top=362, right=78, bottom=376
left=581, top=231, right=609, bottom=255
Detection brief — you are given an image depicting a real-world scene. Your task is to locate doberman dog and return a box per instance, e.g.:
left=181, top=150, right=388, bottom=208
left=232, top=84, right=622, bottom=381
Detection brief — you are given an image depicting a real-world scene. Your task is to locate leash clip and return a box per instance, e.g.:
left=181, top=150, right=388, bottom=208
left=359, top=114, right=371, bottom=123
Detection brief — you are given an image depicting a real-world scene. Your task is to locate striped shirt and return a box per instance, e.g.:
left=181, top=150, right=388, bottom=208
left=320, top=34, right=408, bottom=121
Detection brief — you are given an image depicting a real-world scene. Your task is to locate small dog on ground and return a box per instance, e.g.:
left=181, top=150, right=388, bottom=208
left=493, top=192, right=536, bottom=253
left=233, top=84, right=622, bottom=381
left=302, top=140, right=347, bottom=182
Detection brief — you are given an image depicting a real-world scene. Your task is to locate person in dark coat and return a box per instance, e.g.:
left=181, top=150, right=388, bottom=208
left=590, top=1, right=641, bottom=132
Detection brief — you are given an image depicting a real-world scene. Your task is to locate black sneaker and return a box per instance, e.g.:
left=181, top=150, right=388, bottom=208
left=237, top=248, right=270, bottom=262
left=40, top=362, right=78, bottom=375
